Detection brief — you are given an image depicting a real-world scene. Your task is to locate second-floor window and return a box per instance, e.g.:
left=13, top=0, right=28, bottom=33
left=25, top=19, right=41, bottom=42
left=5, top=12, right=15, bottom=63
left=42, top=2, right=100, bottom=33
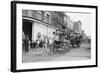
left=41, top=11, right=45, bottom=21
left=32, top=10, right=36, bottom=18
left=46, top=14, right=50, bottom=23
left=22, top=10, right=28, bottom=16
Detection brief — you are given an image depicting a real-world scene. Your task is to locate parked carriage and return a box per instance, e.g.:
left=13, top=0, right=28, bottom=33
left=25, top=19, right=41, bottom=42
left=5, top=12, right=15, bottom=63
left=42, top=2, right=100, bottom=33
left=50, top=31, right=70, bottom=54
left=70, top=33, right=83, bottom=48
left=51, top=40, right=70, bottom=54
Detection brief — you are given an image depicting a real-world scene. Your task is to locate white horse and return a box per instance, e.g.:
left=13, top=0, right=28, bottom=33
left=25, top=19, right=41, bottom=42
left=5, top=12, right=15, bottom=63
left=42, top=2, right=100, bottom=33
left=42, top=35, right=49, bottom=56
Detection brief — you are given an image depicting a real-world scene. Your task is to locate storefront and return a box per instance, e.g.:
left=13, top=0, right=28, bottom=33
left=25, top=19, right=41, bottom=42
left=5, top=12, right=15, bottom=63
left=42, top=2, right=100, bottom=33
left=23, top=18, right=65, bottom=44
left=32, top=22, right=57, bottom=42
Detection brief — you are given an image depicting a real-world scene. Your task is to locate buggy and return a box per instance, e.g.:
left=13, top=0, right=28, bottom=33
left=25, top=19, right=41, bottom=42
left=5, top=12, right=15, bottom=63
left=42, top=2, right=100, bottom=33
left=51, top=31, right=70, bottom=54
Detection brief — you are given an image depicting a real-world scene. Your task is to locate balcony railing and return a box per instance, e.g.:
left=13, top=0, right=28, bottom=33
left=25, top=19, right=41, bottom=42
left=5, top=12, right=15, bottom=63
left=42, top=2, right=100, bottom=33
left=51, top=17, right=67, bottom=28
left=22, top=10, right=51, bottom=24
left=22, top=10, right=66, bottom=29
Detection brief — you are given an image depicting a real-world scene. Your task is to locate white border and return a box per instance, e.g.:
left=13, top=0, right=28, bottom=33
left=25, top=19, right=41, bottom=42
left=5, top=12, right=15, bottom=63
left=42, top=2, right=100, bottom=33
left=16, top=3, right=96, bottom=70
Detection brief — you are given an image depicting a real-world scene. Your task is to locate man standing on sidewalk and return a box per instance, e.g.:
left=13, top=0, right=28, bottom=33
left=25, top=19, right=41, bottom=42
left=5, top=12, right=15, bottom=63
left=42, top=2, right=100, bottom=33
left=24, top=35, right=29, bottom=53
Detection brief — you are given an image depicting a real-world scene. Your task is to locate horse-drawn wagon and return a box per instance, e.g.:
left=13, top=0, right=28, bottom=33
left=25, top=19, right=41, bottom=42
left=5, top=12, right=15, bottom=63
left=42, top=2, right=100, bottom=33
left=50, top=31, right=70, bottom=54
left=70, top=33, right=83, bottom=48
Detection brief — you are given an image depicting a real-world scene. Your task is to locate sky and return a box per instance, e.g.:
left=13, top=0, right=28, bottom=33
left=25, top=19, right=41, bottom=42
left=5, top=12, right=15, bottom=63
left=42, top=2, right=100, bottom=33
left=65, top=12, right=92, bottom=36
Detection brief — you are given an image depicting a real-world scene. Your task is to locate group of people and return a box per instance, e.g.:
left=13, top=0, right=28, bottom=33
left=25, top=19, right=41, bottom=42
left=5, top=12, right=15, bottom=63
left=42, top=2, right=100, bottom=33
left=22, top=32, right=56, bottom=56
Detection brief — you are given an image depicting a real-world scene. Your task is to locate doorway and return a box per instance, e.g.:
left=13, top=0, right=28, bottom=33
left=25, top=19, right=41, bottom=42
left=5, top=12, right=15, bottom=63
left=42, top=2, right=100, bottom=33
left=23, top=19, right=32, bottom=41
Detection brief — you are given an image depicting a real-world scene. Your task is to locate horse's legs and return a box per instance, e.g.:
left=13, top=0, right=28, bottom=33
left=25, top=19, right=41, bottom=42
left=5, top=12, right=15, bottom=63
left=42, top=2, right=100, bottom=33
left=42, top=43, right=48, bottom=56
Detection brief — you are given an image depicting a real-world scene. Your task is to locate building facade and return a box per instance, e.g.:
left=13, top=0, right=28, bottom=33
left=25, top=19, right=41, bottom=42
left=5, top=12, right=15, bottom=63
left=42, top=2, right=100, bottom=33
left=73, top=20, right=82, bottom=34
left=66, top=15, right=73, bottom=30
left=22, top=10, right=67, bottom=42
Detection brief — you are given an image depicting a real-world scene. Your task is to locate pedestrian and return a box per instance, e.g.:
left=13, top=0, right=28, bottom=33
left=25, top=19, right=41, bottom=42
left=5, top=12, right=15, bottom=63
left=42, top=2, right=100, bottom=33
left=22, top=32, right=25, bottom=52
left=24, top=35, right=29, bottom=53
left=42, top=36, right=48, bottom=56
left=49, top=37, right=54, bottom=54
left=35, top=32, right=41, bottom=49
